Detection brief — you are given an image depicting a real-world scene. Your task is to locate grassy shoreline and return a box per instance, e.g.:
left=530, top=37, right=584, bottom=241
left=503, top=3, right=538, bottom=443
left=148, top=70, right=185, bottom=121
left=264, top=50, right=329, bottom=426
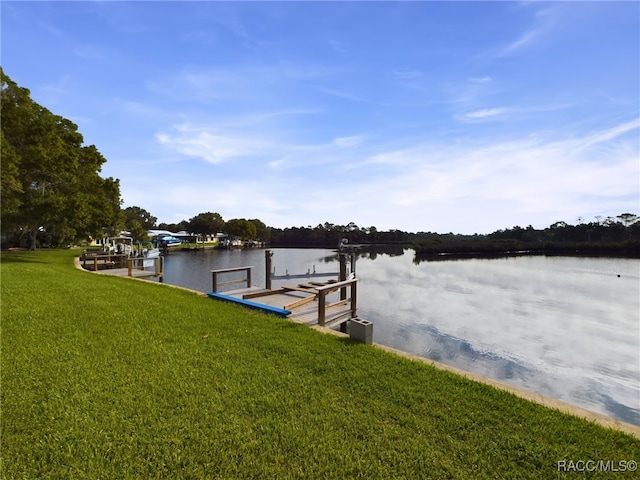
left=2, top=249, right=639, bottom=479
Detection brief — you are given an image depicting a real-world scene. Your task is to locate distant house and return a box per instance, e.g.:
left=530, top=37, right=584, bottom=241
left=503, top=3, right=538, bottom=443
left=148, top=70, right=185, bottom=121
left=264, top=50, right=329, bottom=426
left=147, top=229, right=219, bottom=245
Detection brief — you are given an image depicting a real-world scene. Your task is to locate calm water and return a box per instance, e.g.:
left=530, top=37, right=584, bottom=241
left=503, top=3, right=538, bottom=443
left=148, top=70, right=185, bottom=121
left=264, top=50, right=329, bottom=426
left=162, top=248, right=640, bottom=425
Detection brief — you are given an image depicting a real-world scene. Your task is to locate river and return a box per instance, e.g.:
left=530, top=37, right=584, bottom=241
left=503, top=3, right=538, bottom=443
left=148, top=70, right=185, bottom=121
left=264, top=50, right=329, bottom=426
left=161, top=247, right=640, bottom=426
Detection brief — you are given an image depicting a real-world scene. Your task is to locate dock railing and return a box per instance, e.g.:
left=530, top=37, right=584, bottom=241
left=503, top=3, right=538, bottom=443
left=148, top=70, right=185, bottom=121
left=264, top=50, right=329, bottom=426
left=81, top=251, right=128, bottom=271
left=127, top=256, right=164, bottom=280
left=315, top=277, right=359, bottom=327
left=211, top=266, right=253, bottom=293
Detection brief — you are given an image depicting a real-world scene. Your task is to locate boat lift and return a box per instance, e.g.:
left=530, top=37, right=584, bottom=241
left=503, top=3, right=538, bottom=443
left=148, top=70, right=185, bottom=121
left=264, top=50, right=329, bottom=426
left=265, top=249, right=356, bottom=289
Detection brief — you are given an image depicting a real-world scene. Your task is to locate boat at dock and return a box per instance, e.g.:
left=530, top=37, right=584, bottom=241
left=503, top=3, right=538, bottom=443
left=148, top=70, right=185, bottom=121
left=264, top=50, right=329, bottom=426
left=155, top=235, right=183, bottom=248
left=109, top=236, right=134, bottom=255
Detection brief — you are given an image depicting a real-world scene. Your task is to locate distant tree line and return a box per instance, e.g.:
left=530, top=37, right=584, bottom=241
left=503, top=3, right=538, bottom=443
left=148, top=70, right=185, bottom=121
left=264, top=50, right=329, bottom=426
left=156, top=214, right=269, bottom=243
left=268, top=223, right=416, bottom=247
left=414, top=216, right=640, bottom=257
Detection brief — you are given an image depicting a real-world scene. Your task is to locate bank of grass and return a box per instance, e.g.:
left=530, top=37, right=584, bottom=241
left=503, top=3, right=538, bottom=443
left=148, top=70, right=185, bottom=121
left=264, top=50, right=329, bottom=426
left=1, top=249, right=638, bottom=479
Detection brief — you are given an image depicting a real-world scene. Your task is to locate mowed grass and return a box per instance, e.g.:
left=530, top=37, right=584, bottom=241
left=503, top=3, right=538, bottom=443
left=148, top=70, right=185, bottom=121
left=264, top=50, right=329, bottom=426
left=1, top=249, right=638, bottom=479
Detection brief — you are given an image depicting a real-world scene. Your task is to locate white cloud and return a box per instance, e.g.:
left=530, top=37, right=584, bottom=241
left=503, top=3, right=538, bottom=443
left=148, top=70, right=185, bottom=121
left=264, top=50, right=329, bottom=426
left=156, top=125, right=272, bottom=164
left=579, top=118, right=640, bottom=149
left=455, top=107, right=507, bottom=122
left=465, top=108, right=507, bottom=119
left=332, top=119, right=639, bottom=232
left=125, top=117, right=639, bottom=233
left=332, top=135, right=364, bottom=148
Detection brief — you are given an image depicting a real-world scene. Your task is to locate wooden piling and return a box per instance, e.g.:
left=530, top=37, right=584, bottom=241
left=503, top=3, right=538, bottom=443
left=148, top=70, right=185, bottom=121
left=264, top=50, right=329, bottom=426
left=265, top=250, right=273, bottom=290
left=339, top=254, right=348, bottom=332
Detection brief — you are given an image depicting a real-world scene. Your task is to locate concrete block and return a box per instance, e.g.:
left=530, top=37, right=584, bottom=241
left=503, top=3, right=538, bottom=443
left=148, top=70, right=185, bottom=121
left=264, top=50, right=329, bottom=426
left=350, top=318, right=373, bottom=344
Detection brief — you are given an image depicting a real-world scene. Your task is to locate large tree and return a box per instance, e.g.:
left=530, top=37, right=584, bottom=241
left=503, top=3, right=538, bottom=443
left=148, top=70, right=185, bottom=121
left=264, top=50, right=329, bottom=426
left=187, top=212, right=224, bottom=236
left=1, top=69, right=122, bottom=248
left=248, top=218, right=270, bottom=242
left=123, top=206, right=156, bottom=241
left=224, top=218, right=257, bottom=240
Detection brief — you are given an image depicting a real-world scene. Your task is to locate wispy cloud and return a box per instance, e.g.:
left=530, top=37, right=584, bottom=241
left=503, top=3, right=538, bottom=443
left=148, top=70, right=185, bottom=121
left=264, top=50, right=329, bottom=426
left=579, top=118, right=640, bottom=149
left=332, top=135, right=365, bottom=148
left=498, top=5, right=559, bottom=56
left=334, top=119, right=639, bottom=231
left=500, top=28, right=542, bottom=56
left=156, top=124, right=273, bottom=164
left=464, top=107, right=507, bottom=119
left=454, top=107, right=508, bottom=122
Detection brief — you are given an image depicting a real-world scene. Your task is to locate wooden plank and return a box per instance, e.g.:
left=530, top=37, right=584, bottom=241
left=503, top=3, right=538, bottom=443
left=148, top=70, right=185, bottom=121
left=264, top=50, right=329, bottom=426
left=315, top=277, right=358, bottom=291
left=326, top=298, right=349, bottom=309
left=216, top=279, right=248, bottom=287
left=289, top=304, right=352, bottom=326
left=270, top=272, right=339, bottom=280
left=283, top=286, right=318, bottom=294
left=210, top=266, right=254, bottom=274
left=284, top=294, right=317, bottom=310
left=242, top=288, right=286, bottom=299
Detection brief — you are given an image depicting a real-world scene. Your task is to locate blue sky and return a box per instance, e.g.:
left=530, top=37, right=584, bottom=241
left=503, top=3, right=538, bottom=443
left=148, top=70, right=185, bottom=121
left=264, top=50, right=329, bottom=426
left=2, top=1, right=639, bottom=234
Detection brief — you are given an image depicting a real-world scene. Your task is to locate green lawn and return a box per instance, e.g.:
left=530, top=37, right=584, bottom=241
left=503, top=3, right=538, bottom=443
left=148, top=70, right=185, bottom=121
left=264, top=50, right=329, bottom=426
left=1, top=249, right=638, bottom=479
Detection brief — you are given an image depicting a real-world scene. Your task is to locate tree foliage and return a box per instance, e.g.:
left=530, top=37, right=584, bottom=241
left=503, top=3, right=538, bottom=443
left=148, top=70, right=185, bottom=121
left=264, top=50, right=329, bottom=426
left=414, top=216, right=640, bottom=256
left=224, top=218, right=257, bottom=240
left=248, top=218, right=270, bottom=242
left=123, top=206, right=156, bottom=241
left=157, top=221, right=188, bottom=233
left=268, top=223, right=415, bottom=247
left=1, top=69, right=122, bottom=248
left=187, top=212, right=224, bottom=236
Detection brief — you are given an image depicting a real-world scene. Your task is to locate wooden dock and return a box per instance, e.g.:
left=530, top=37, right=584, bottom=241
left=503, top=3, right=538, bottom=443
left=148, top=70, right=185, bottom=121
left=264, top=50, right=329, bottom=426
left=208, top=263, right=359, bottom=330
left=213, top=282, right=356, bottom=328
left=80, top=253, right=164, bottom=282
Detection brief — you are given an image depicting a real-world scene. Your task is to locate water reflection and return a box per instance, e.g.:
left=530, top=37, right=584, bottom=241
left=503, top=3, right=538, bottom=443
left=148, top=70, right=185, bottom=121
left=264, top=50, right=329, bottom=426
left=356, top=251, right=640, bottom=426
left=162, top=248, right=640, bottom=426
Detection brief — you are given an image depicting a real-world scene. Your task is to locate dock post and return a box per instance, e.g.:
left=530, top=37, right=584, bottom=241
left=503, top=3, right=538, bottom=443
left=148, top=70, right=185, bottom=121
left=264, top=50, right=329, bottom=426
left=350, top=279, right=358, bottom=318
left=339, top=254, right=348, bottom=332
left=339, top=254, right=347, bottom=297
left=318, top=291, right=326, bottom=327
left=265, top=250, right=273, bottom=290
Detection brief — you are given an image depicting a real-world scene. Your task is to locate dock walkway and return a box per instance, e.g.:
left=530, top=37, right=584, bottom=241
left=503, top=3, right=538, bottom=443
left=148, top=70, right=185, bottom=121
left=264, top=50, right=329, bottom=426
left=212, top=284, right=355, bottom=328
left=208, top=262, right=359, bottom=329
left=79, top=252, right=164, bottom=281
